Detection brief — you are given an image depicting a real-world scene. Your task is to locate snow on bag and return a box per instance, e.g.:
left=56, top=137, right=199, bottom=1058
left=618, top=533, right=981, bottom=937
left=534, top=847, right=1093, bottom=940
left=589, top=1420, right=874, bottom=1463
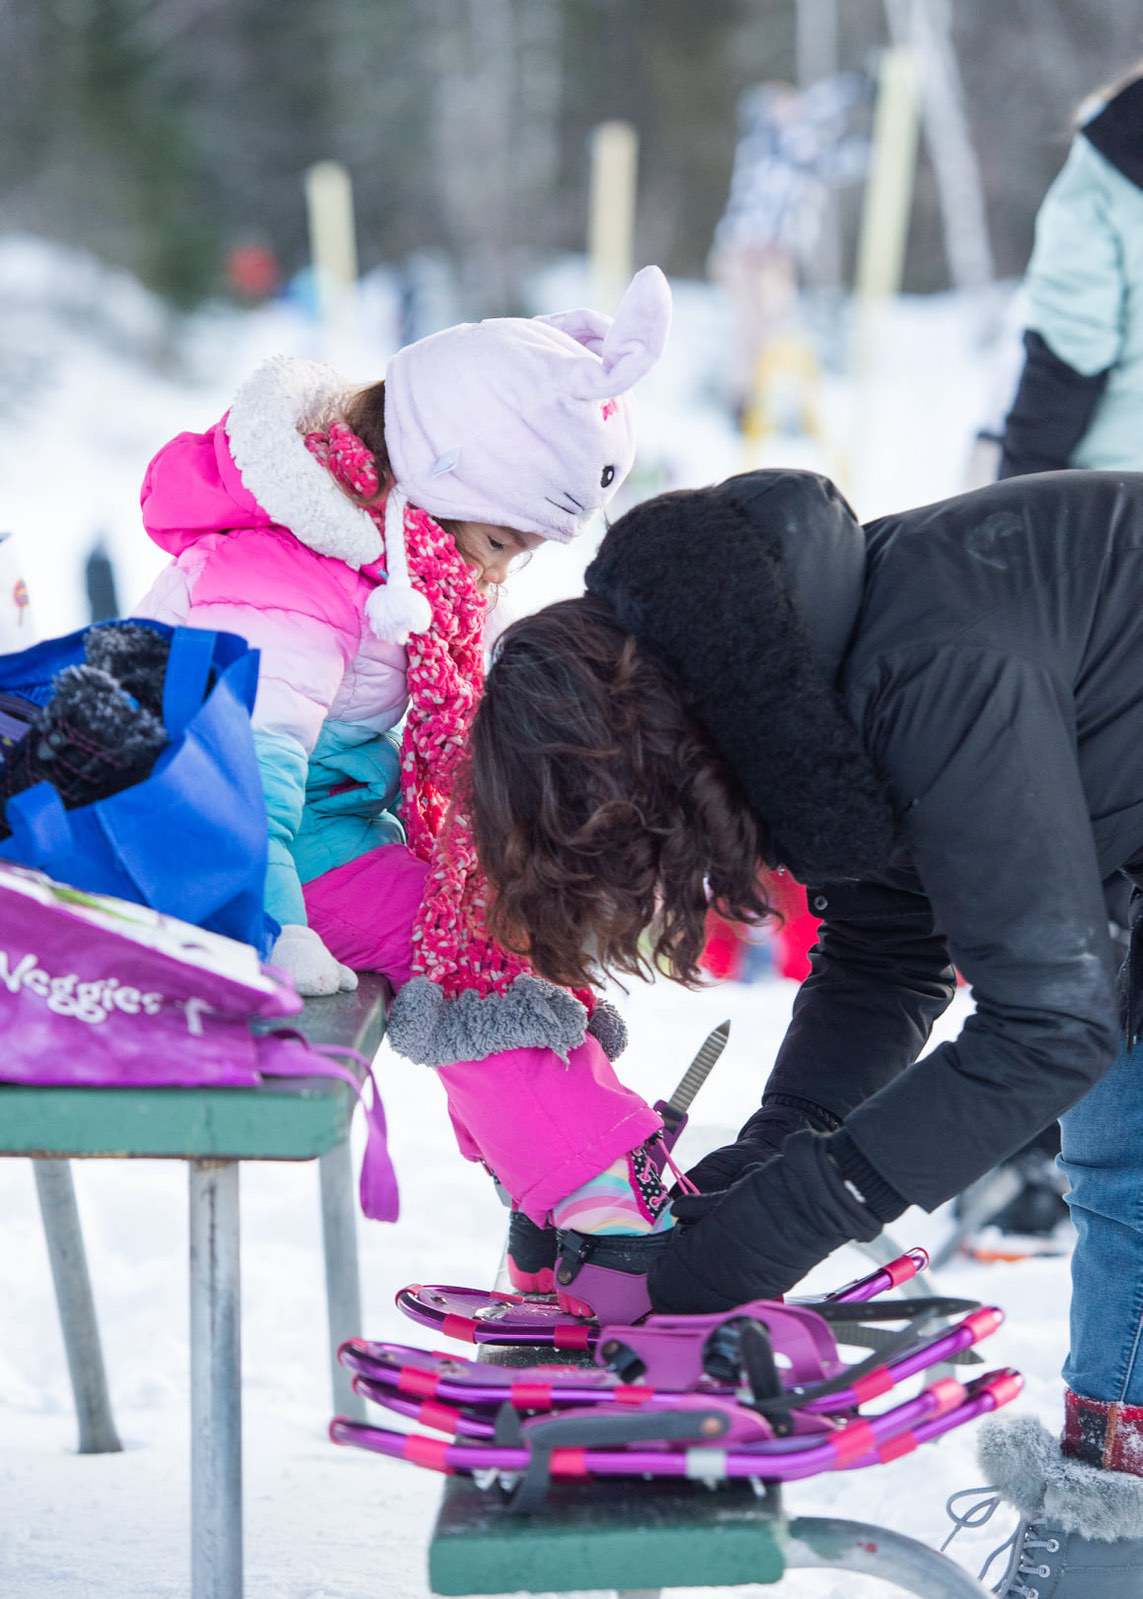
left=0, top=865, right=398, bottom=1220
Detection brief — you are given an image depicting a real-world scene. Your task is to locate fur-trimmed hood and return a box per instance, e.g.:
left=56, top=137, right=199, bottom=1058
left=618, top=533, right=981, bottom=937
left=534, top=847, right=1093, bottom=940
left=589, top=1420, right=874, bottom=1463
left=141, top=357, right=384, bottom=570
left=585, top=470, right=899, bottom=880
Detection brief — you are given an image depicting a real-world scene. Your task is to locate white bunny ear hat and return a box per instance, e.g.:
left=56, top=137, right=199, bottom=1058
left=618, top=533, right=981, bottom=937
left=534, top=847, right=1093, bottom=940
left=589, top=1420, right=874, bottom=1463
left=381, top=265, right=672, bottom=547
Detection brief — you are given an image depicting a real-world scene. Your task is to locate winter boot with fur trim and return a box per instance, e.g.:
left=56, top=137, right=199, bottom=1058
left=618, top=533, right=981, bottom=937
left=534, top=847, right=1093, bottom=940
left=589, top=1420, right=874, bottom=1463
left=943, top=1413, right=1143, bottom=1597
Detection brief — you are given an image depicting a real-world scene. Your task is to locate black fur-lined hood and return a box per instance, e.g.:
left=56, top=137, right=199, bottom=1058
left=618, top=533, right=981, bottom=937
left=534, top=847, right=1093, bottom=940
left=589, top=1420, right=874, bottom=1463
left=585, top=469, right=899, bottom=879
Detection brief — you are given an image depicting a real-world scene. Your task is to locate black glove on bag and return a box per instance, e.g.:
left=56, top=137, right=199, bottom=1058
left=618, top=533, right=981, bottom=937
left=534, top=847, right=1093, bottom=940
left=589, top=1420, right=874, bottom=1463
left=650, top=1130, right=883, bottom=1314
left=684, top=1095, right=842, bottom=1195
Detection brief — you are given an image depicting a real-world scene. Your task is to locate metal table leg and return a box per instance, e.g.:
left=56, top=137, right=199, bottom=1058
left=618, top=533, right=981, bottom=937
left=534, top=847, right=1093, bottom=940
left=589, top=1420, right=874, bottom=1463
left=189, top=1160, right=242, bottom=1599
left=33, top=1159, right=122, bottom=1455
left=784, top=1515, right=990, bottom=1596
left=319, top=1140, right=366, bottom=1422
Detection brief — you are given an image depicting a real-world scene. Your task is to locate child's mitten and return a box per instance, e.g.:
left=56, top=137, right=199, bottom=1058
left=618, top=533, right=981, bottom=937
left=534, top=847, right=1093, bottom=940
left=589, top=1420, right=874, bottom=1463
left=0, top=664, right=167, bottom=835
left=38, top=664, right=167, bottom=805
left=85, top=621, right=172, bottom=717
left=270, top=923, right=359, bottom=997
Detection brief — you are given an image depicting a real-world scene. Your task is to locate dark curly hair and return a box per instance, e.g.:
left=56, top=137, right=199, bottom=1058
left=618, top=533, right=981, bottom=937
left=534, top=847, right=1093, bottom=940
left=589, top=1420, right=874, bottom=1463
left=467, top=593, right=777, bottom=989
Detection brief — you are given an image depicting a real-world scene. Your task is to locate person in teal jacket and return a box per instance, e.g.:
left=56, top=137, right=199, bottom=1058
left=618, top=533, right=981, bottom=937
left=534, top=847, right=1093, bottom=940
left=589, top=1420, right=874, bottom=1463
left=1001, top=68, right=1143, bottom=477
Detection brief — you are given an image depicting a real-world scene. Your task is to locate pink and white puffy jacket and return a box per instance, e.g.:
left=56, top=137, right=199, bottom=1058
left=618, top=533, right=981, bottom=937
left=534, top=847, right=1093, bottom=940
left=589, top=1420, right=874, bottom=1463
left=135, top=358, right=409, bottom=930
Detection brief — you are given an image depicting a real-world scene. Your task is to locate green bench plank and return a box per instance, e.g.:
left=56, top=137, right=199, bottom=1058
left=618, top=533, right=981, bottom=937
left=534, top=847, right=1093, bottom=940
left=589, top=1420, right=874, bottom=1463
left=0, top=974, right=388, bottom=1161
left=429, top=1338, right=786, bottom=1594
left=431, top=1477, right=785, bottom=1595
left=287, top=978, right=389, bottom=1056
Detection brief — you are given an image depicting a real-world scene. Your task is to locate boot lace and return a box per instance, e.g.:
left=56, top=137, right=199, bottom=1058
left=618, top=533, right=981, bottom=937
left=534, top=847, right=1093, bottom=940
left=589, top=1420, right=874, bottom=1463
left=942, top=1488, right=1061, bottom=1597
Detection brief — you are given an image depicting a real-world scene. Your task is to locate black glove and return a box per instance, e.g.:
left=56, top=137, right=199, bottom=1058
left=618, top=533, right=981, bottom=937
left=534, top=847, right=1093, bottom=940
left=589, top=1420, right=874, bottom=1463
left=683, top=1095, right=842, bottom=1195
left=650, top=1130, right=882, bottom=1313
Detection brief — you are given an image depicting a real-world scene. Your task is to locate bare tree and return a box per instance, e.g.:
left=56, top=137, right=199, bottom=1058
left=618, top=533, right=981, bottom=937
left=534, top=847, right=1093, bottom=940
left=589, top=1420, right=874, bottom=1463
left=885, top=0, right=994, bottom=293
left=796, top=0, right=843, bottom=291
left=425, top=0, right=520, bottom=314
left=514, top=0, right=563, bottom=250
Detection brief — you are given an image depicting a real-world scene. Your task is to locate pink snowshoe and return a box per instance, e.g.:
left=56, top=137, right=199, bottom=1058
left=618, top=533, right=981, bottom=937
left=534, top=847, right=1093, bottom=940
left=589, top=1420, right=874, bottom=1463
left=395, top=1247, right=932, bottom=1351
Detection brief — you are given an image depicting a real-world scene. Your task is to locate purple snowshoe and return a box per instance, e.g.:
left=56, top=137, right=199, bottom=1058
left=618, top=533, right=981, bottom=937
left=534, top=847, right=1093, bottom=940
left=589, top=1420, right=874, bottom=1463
left=336, top=1251, right=1021, bottom=1506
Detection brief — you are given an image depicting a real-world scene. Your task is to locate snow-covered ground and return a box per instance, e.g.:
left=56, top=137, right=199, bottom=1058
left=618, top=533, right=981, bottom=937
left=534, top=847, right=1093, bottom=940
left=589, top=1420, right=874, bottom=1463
left=0, top=238, right=1047, bottom=1595
left=1, top=975, right=1067, bottom=1598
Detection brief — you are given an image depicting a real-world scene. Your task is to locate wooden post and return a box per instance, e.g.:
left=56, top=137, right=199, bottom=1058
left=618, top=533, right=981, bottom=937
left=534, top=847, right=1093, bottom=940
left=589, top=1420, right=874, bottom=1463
left=853, top=47, right=921, bottom=321
left=588, top=120, right=638, bottom=311
left=304, top=160, right=360, bottom=364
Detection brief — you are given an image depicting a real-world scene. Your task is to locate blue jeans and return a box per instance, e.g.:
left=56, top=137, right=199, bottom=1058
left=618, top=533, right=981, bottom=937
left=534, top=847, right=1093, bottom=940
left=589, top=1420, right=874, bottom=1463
left=1061, top=1039, right=1143, bottom=1402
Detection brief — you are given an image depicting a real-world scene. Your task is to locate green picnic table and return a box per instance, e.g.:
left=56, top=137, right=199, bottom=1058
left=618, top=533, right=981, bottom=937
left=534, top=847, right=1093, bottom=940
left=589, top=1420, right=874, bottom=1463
left=4, top=973, right=388, bottom=1599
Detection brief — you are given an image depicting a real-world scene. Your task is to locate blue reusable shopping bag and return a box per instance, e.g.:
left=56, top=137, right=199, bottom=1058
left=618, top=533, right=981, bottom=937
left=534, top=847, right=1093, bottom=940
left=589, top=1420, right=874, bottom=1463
left=0, top=621, right=274, bottom=954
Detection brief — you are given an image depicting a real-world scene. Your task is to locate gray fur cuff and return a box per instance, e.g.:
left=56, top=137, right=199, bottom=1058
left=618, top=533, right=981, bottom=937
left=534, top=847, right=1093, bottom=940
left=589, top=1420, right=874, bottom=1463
left=387, top=974, right=600, bottom=1067
left=586, top=998, right=628, bottom=1061
left=979, top=1416, right=1143, bottom=1542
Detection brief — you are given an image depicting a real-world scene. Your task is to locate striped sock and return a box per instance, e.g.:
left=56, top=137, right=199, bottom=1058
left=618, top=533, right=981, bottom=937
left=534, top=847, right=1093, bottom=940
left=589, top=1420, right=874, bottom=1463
left=551, top=1144, right=675, bottom=1236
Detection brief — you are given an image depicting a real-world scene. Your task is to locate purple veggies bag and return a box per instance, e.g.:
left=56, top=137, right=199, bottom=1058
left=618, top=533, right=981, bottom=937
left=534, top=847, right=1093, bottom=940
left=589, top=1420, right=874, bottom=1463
left=0, top=865, right=398, bottom=1220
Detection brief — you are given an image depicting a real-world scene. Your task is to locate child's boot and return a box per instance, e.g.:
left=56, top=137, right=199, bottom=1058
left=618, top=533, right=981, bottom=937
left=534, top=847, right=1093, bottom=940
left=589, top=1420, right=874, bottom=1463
left=945, top=1407, right=1143, bottom=1597
left=506, top=1210, right=558, bottom=1294
left=552, top=1228, right=673, bottom=1323
left=549, top=1140, right=676, bottom=1322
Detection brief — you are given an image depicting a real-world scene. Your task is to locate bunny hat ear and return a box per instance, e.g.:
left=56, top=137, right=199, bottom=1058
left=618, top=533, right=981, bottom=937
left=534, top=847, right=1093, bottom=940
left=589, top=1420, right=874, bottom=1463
left=537, top=305, right=611, bottom=355
left=558, top=265, right=672, bottom=401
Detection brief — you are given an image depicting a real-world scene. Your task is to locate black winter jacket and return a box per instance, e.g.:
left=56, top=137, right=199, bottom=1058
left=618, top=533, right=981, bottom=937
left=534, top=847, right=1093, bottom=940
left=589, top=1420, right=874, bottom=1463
left=589, top=468, right=1143, bottom=1213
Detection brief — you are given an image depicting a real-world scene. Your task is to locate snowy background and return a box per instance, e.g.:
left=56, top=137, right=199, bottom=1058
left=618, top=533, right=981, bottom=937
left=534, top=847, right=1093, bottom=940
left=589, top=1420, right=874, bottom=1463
left=0, top=241, right=1055, bottom=1595
left=0, top=233, right=1004, bottom=643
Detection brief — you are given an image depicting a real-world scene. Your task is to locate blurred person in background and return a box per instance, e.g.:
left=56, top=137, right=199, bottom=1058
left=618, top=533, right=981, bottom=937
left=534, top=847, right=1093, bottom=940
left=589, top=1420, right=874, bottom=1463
left=711, top=76, right=867, bottom=428
left=970, top=65, right=1143, bottom=1263
left=1000, top=64, right=1143, bottom=481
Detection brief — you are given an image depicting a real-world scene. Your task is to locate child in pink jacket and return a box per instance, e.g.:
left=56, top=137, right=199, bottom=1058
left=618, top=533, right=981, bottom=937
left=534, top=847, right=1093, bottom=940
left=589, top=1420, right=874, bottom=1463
left=136, top=270, right=682, bottom=1314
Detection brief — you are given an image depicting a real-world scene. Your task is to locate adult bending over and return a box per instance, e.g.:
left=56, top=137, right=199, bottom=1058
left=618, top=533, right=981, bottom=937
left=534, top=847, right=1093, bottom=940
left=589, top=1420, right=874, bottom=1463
left=469, top=468, right=1143, bottom=1597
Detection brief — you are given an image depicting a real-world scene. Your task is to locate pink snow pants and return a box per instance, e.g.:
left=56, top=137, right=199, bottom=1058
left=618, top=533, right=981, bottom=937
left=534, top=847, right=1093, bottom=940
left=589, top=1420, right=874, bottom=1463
left=304, top=844, right=661, bottom=1224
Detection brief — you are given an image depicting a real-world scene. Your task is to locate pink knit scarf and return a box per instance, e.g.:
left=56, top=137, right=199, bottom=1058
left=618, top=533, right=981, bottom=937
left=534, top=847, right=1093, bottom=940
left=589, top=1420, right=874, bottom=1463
left=305, top=422, right=592, bottom=1012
